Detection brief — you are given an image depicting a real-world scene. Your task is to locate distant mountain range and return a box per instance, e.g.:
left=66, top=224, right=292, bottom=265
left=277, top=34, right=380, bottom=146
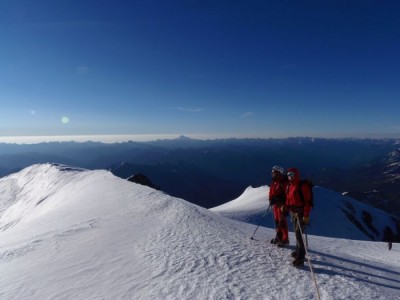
left=0, top=137, right=399, bottom=216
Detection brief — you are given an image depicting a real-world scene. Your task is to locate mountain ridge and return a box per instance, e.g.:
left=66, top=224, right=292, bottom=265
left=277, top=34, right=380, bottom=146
left=211, top=185, right=400, bottom=242
left=0, top=138, right=399, bottom=216
left=0, top=163, right=399, bottom=299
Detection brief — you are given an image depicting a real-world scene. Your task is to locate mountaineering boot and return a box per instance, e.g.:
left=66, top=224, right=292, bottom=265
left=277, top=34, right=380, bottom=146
left=270, top=238, right=279, bottom=244
left=271, top=231, right=282, bottom=244
left=277, top=240, right=289, bottom=248
left=292, top=257, right=305, bottom=268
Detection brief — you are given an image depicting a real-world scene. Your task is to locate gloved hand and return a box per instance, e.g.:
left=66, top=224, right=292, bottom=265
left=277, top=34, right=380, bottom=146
left=303, top=216, right=310, bottom=225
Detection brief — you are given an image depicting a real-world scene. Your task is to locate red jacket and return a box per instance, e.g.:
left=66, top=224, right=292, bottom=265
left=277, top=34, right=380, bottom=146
left=269, top=175, right=288, bottom=206
left=286, top=168, right=312, bottom=217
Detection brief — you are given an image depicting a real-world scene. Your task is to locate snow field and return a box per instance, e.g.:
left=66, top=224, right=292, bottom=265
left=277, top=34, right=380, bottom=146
left=0, top=164, right=398, bottom=299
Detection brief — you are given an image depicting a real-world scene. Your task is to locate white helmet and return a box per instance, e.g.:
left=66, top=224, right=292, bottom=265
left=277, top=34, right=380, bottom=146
left=272, top=165, right=285, bottom=175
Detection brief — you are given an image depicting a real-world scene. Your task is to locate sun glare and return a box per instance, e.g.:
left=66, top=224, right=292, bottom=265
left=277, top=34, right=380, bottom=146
left=61, top=117, right=70, bottom=124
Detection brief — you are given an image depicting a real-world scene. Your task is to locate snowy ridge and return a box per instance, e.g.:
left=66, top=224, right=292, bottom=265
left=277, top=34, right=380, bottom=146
left=0, top=164, right=87, bottom=232
left=0, top=164, right=399, bottom=299
left=211, top=185, right=399, bottom=241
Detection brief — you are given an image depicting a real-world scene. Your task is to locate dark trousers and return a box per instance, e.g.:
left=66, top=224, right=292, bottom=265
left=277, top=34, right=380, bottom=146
left=291, top=211, right=306, bottom=260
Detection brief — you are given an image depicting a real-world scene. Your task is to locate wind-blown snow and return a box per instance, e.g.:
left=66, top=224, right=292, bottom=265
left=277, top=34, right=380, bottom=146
left=0, top=164, right=399, bottom=299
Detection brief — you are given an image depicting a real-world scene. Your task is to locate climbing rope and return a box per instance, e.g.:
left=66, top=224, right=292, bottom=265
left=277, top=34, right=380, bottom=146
left=297, top=217, right=322, bottom=300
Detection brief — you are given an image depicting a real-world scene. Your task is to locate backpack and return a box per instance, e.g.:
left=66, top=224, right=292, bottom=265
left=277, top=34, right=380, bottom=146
left=298, top=179, right=314, bottom=207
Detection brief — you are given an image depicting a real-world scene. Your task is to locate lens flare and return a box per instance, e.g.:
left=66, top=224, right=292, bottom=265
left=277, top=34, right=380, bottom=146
left=61, top=116, right=70, bottom=124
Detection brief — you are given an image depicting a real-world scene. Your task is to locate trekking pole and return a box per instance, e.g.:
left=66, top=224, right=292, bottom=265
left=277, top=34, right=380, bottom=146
left=297, top=216, right=321, bottom=300
left=250, top=205, right=271, bottom=240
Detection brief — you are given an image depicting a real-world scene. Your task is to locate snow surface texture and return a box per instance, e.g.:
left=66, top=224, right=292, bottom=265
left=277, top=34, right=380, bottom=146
left=0, top=164, right=398, bottom=299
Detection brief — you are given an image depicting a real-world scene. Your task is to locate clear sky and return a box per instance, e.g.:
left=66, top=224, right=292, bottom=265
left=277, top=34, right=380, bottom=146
left=1, top=0, right=400, bottom=142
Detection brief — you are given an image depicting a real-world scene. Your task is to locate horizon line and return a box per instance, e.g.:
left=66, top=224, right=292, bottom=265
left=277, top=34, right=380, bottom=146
left=0, top=134, right=399, bottom=145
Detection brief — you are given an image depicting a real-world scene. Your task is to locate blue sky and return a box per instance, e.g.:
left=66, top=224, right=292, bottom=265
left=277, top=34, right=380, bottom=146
left=1, top=0, right=400, bottom=142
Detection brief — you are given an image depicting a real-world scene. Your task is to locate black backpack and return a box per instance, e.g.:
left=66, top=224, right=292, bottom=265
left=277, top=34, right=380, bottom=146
left=298, top=179, right=314, bottom=207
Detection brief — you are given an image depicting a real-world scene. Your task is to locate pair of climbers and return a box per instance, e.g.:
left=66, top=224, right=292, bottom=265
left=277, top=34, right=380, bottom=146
left=268, top=165, right=313, bottom=267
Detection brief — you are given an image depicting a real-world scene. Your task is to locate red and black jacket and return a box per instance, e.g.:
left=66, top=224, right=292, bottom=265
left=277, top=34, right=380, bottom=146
left=286, top=168, right=312, bottom=217
left=269, top=175, right=288, bottom=206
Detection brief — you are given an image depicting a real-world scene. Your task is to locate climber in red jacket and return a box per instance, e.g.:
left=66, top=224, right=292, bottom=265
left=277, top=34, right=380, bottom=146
left=268, top=165, right=289, bottom=247
left=285, top=167, right=312, bottom=267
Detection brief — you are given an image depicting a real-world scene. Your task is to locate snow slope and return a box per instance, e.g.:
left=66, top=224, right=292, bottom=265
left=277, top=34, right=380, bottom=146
left=0, top=164, right=399, bottom=299
left=211, top=185, right=399, bottom=241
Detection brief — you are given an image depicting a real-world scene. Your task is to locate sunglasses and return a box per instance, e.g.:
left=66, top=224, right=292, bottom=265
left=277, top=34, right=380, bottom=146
left=287, top=172, right=295, bottom=177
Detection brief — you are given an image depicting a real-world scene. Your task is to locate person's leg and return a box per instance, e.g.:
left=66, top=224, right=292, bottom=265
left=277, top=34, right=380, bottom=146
left=280, top=211, right=289, bottom=242
left=271, top=205, right=281, bottom=244
left=295, top=224, right=305, bottom=259
left=290, top=213, right=298, bottom=256
left=277, top=210, right=289, bottom=247
left=293, top=214, right=306, bottom=267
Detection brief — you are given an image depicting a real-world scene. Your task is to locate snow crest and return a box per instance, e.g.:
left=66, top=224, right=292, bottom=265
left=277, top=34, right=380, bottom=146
left=0, top=164, right=398, bottom=299
left=212, top=185, right=399, bottom=242
left=0, top=164, right=88, bottom=231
